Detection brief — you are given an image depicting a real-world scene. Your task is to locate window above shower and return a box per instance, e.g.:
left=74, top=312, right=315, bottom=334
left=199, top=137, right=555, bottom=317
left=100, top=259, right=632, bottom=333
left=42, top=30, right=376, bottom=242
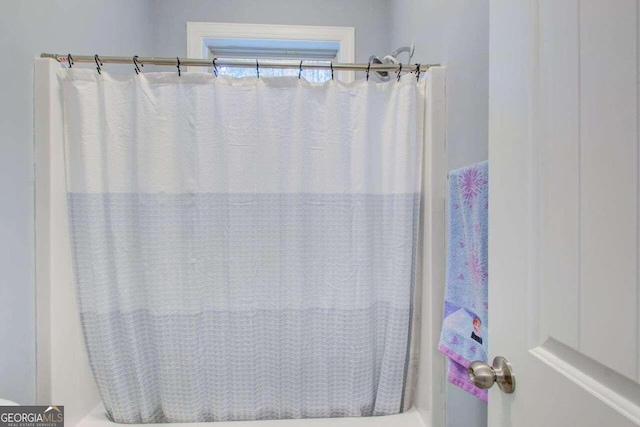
left=206, top=39, right=336, bottom=81
left=186, top=22, right=356, bottom=82
left=212, top=58, right=333, bottom=81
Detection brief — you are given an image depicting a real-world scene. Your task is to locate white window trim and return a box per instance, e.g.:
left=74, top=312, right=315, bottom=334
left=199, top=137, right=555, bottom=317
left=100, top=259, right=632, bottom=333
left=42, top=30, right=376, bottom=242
left=186, top=22, right=356, bottom=82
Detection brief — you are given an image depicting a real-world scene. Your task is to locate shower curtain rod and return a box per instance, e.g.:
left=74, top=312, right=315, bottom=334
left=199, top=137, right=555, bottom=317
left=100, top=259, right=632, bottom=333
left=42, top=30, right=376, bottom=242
left=41, top=53, right=439, bottom=73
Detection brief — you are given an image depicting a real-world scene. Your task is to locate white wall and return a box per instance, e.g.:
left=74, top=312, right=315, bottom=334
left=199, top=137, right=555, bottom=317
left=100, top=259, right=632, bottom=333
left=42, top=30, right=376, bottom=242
left=390, top=1, right=489, bottom=427
left=150, top=0, right=391, bottom=64
left=0, top=0, right=153, bottom=405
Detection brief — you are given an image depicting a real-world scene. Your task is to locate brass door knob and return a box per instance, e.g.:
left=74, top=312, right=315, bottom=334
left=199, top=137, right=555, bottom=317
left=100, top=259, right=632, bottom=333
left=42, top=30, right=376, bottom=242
left=468, top=356, right=515, bottom=394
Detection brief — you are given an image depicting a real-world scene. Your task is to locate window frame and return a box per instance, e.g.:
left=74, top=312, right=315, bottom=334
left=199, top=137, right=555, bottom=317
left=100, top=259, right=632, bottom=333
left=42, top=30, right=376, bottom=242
left=186, top=22, right=356, bottom=82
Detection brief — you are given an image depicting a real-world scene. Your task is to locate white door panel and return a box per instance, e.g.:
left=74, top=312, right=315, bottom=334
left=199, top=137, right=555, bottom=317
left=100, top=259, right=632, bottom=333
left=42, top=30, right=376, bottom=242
left=578, top=1, right=638, bottom=380
left=489, top=0, right=640, bottom=425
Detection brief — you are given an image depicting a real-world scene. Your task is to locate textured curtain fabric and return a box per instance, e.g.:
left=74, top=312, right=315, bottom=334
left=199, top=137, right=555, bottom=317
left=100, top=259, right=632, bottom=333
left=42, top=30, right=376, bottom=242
left=59, top=69, right=426, bottom=423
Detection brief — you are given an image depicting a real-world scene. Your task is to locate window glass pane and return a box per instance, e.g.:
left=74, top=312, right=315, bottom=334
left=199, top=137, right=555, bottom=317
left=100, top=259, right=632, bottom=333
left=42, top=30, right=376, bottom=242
left=217, top=58, right=332, bottom=82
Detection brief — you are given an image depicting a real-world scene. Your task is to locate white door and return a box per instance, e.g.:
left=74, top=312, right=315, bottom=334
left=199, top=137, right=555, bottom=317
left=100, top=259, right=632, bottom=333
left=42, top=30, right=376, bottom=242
left=488, top=0, right=640, bottom=426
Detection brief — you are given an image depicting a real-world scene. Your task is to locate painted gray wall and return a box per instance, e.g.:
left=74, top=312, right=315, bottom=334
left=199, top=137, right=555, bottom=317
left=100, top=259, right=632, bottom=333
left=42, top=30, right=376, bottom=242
left=391, top=0, right=489, bottom=171
left=390, top=1, right=489, bottom=427
left=150, top=0, right=391, bottom=63
left=0, top=0, right=152, bottom=405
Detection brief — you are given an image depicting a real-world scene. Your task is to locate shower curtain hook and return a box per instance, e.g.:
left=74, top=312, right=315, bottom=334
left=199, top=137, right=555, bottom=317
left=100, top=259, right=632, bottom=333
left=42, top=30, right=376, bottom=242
left=94, top=54, right=102, bottom=75
left=299, top=60, right=303, bottom=79
left=256, top=59, right=260, bottom=78
left=366, top=61, right=371, bottom=81
left=176, top=57, right=181, bottom=77
left=415, top=63, right=421, bottom=82
left=133, top=55, right=143, bottom=75
left=396, top=63, right=402, bottom=82
left=330, top=61, right=334, bottom=80
left=212, top=58, right=218, bottom=77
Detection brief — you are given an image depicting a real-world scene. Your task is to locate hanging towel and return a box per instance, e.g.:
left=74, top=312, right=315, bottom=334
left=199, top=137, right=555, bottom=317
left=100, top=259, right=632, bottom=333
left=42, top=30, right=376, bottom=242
left=438, top=161, right=489, bottom=402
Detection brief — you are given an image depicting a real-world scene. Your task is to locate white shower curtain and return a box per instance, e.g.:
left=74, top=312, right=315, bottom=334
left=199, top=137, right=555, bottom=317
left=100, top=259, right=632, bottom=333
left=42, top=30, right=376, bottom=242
left=59, top=69, right=426, bottom=423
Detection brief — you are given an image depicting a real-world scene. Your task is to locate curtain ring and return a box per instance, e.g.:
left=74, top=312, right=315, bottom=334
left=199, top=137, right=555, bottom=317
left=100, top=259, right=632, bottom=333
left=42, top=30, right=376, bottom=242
left=94, top=54, right=102, bottom=75
left=67, top=53, right=74, bottom=69
left=330, top=61, right=334, bottom=80
left=133, top=55, right=143, bottom=75
left=176, top=57, right=181, bottom=77
left=366, top=61, right=371, bottom=81
left=299, top=60, right=303, bottom=79
left=415, top=63, right=421, bottom=82
left=396, top=63, right=402, bottom=82
left=212, top=58, right=218, bottom=77
left=256, top=59, right=260, bottom=78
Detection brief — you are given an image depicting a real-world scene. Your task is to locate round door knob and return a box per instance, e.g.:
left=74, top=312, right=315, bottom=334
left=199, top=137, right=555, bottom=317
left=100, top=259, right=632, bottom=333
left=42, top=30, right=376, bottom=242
left=468, top=356, right=515, bottom=394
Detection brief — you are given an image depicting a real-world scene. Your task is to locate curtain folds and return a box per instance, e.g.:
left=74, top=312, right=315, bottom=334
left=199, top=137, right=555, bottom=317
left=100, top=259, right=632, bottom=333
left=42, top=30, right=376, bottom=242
left=59, top=70, right=426, bottom=423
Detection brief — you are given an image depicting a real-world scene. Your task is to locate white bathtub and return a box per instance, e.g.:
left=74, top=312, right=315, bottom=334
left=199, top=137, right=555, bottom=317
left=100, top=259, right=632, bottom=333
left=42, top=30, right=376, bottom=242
left=78, top=404, right=428, bottom=427
left=34, top=58, right=447, bottom=427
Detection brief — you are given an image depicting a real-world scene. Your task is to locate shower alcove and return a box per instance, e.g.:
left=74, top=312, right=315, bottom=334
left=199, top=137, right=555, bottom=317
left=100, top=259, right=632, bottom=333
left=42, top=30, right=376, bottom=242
left=34, top=58, right=447, bottom=427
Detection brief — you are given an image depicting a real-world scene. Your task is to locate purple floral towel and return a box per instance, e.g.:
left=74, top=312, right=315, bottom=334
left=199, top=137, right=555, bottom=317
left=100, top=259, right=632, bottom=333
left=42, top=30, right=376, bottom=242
left=438, top=161, right=488, bottom=402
